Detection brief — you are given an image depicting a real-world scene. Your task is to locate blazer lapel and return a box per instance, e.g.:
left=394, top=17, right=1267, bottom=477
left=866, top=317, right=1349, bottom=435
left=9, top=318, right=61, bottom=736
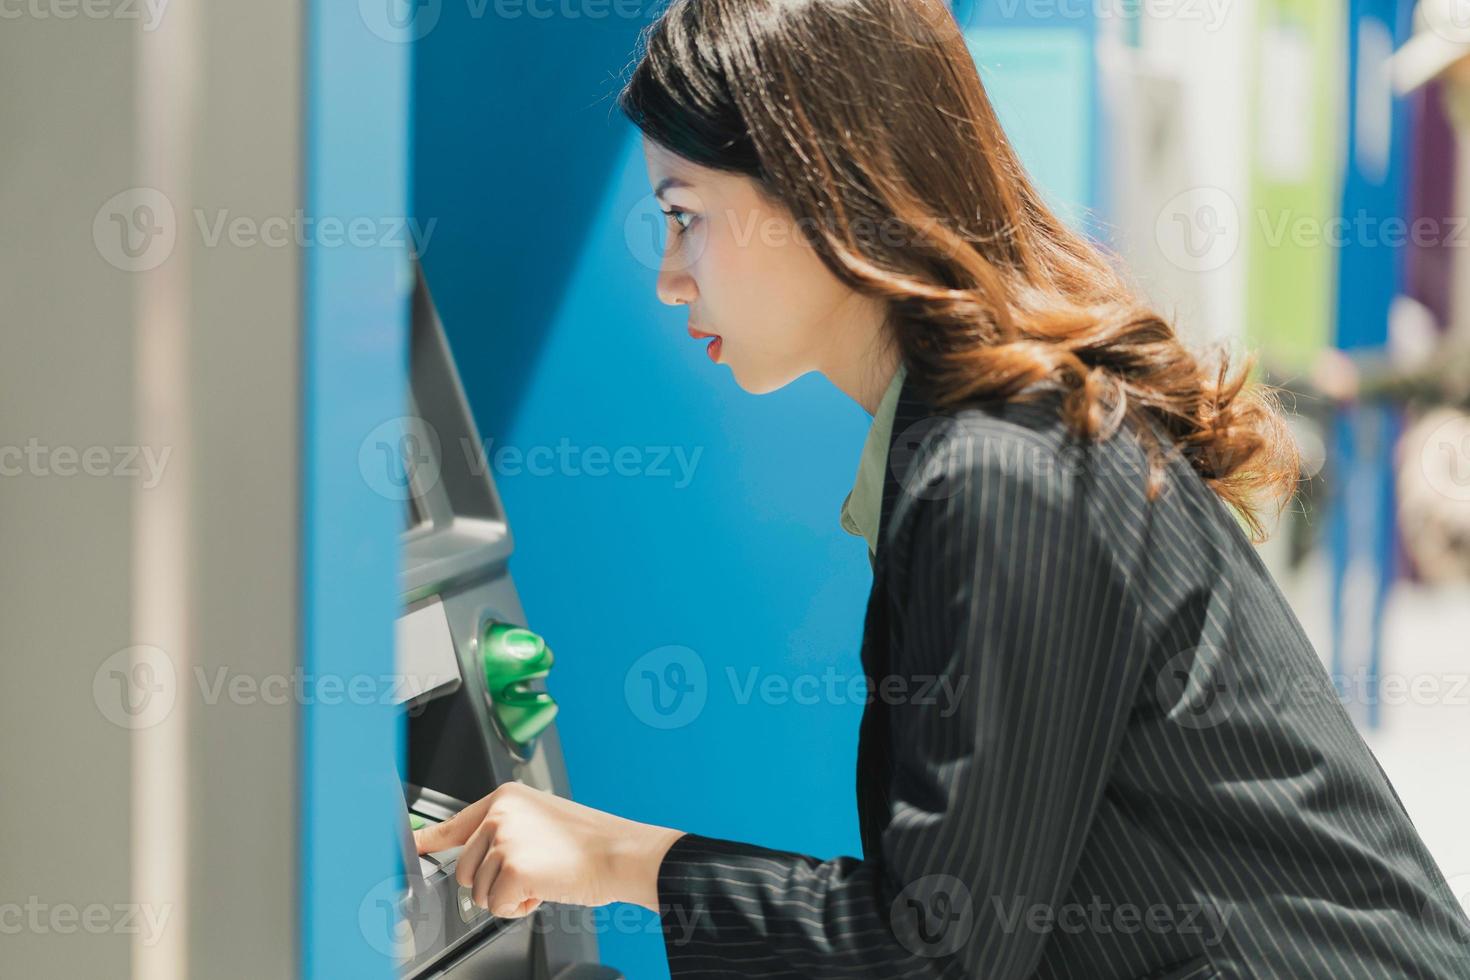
left=874, top=366, right=934, bottom=584
left=855, top=365, right=933, bottom=858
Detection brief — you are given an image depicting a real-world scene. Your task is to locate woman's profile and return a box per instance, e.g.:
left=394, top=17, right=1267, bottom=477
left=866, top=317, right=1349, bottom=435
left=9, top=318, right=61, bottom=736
left=413, top=0, right=1470, bottom=975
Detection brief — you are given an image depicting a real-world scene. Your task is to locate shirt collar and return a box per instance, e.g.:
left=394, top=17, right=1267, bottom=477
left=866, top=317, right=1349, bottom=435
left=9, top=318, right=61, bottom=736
left=839, top=361, right=908, bottom=558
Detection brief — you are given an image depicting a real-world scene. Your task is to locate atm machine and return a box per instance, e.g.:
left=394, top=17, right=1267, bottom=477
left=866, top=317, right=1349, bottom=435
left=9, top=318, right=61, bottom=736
left=385, top=264, right=623, bottom=979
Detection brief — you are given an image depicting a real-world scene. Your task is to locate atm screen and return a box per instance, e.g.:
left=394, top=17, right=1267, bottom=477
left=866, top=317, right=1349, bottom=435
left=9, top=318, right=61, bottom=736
left=394, top=597, right=462, bottom=707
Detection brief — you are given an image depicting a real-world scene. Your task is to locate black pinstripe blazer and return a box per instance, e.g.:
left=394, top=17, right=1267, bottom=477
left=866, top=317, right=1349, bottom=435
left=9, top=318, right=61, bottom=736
left=655, top=370, right=1470, bottom=979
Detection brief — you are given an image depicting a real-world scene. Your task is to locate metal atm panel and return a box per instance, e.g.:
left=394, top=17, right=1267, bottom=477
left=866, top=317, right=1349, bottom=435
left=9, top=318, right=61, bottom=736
left=388, top=264, right=621, bottom=980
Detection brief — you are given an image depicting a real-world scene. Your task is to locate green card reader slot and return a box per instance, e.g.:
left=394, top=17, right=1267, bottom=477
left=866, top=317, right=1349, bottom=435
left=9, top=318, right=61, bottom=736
left=480, top=622, right=559, bottom=753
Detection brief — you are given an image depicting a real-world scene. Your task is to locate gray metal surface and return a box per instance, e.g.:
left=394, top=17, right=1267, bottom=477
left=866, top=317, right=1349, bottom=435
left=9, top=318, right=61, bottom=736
left=394, top=265, right=619, bottom=979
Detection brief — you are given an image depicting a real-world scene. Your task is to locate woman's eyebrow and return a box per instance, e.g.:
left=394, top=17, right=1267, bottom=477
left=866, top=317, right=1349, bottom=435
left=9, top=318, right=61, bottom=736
left=654, top=176, right=694, bottom=200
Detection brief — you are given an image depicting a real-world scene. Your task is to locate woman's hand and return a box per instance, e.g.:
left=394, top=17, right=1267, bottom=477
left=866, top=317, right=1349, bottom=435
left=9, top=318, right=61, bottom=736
left=413, top=780, right=685, bottom=918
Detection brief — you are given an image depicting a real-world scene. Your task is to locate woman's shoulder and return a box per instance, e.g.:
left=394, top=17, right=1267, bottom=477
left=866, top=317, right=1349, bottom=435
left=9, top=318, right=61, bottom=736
left=881, top=387, right=1249, bottom=651
left=897, top=384, right=1161, bottom=505
left=885, top=383, right=1231, bottom=582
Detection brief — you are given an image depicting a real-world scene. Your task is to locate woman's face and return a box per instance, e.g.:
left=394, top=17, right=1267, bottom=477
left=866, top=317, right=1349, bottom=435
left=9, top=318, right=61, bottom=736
left=641, top=138, right=876, bottom=394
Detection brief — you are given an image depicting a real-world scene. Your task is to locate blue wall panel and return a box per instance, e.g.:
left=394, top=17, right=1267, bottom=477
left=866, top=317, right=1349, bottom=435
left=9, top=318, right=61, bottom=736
left=300, top=3, right=412, bottom=977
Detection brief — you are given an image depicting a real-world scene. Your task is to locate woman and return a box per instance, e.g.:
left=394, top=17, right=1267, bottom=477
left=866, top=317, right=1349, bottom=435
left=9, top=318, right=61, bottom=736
left=413, top=0, right=1470, bottom=975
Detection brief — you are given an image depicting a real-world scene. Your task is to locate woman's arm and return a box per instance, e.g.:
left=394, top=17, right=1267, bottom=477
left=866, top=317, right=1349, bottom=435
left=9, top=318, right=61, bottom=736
left=654, top=421, right=1152, bottom=979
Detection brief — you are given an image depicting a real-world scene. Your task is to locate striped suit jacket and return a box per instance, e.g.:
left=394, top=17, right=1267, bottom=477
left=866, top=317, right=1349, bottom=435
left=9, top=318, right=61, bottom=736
left=655, top=370, right=1470, bottom=979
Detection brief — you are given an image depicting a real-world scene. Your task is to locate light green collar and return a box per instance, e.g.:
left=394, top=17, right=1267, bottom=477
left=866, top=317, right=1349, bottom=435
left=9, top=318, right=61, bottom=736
left=839, top=362, right=907, bottom=558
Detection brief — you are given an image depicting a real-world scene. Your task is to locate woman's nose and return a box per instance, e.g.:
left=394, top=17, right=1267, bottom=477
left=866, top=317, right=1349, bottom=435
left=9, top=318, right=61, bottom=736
left=656, top=270, right=696, bottom=307
left=655, top=247, right=697, bottom=307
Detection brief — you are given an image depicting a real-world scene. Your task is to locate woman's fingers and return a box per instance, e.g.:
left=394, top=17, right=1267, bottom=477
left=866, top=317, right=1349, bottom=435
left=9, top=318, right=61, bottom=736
left=411, top=788, right=552, bottom=916
left=496, top=895, right=541, bottom=920
left=454, top=819, right=495, bottom=890
left=413, top=798, right=486, bottom=855
left=413, top=822, right=453, bottom=855
left=487, top=865, right=536, bottom=918
left=472, top=845, right=504, bottom=911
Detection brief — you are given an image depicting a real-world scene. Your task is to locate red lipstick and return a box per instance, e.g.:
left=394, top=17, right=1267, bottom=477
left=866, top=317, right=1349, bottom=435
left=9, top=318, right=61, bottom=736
left=688, top=325, right=723, bottom=363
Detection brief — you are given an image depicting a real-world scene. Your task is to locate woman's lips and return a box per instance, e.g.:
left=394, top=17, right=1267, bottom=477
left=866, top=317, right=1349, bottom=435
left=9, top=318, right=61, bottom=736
left=688, top=325, right=723, bottom=363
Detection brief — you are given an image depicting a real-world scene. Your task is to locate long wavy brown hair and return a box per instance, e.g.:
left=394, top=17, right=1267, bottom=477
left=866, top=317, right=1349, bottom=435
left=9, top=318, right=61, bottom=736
left=619, top=0, right=1300, bottom=541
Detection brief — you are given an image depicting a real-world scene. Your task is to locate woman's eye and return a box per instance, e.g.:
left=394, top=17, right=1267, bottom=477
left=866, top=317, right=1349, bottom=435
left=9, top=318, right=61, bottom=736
left=661, top=208, right=694, bottom=234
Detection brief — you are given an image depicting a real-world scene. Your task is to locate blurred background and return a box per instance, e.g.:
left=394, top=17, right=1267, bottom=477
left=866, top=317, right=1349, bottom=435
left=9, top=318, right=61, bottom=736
left=3, top=0, right=1469, bottom=976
